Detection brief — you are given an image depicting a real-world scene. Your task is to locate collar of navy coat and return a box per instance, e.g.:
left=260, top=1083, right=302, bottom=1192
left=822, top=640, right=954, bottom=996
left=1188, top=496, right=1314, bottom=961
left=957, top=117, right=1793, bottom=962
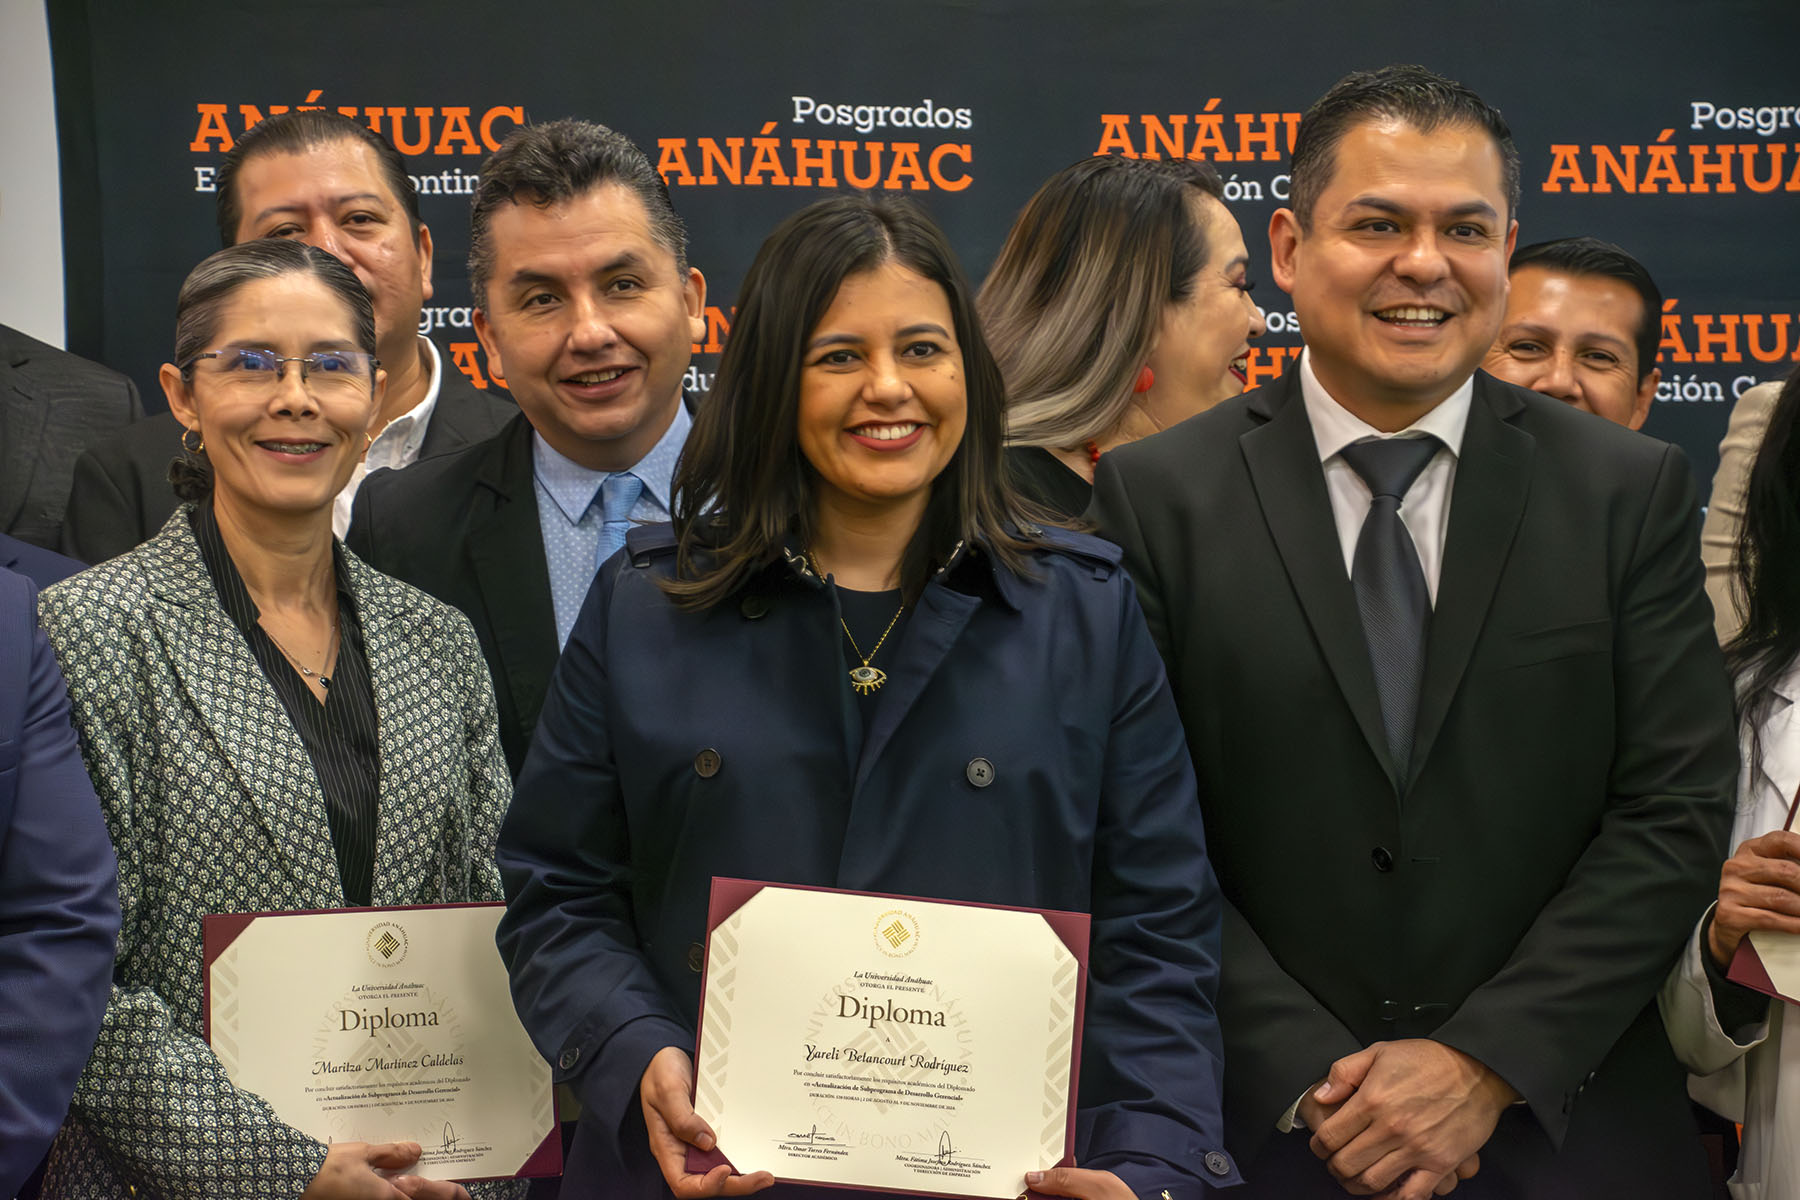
left=619, top=517, right=1127, bottom=800
left=621, top=516, right=1124, bottom=615
left=134, top=504, right=460, bottom=905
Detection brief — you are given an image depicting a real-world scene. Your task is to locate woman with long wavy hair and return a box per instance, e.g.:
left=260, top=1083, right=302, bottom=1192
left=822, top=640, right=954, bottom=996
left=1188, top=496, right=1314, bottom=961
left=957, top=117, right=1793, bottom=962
left=1661, top=366, right=1800, bottom=1199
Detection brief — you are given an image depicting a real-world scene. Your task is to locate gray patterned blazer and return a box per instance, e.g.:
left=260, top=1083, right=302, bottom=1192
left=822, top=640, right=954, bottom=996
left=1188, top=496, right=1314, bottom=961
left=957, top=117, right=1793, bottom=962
left=36, top=508, right=517, bottom=1199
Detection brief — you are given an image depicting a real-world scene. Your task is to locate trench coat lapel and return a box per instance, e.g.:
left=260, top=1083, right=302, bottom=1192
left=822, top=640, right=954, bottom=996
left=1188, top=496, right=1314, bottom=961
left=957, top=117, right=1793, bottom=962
left=1408, top=378, right=1532, bottom=789
left=1240, top=377, right=1397, bottom=789
left=140, top=517, right=344, bottom=903
left=852, top=568, right=981, bottom=797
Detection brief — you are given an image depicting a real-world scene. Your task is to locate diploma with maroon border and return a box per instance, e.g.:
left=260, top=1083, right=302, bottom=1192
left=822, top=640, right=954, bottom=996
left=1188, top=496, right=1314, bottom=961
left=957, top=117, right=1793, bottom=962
left=684, top=879, right=1089, bottom=1198
left=203, top=903, right=561, bottom=1181
left=1729, top=785, right=1800, bottom=1005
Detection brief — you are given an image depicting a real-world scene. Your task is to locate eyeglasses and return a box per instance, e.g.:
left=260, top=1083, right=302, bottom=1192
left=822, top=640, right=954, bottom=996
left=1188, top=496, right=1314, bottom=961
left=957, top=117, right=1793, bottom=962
left=180, top=348, right=379, bottom=395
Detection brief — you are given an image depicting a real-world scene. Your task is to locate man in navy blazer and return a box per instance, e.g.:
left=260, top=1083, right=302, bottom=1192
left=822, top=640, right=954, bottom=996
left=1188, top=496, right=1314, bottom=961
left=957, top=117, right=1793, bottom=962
left=0, top=531, right=82, bottom=590
left=1091, top=66, right=1736, bottom=1199
left=0, top=566, right=119, bottom=1197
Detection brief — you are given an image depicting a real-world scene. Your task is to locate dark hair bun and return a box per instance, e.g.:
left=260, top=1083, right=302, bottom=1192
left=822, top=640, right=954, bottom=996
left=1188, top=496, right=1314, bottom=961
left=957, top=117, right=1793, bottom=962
left=168, top=451, right=214, bottom=503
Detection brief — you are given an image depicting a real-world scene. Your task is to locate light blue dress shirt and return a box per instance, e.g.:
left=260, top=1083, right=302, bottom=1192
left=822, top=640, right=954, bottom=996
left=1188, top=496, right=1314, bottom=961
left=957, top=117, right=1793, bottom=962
left=533, top=403, right=690, bottom=648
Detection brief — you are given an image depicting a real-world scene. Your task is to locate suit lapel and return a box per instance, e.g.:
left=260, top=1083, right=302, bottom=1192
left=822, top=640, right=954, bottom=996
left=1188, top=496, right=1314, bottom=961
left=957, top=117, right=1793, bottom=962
left=466, top=420, right=560, bottom=748
left=346, top=556, right=452, bottom=902
left=1240, top=375, right=1397, bottom=788
left=1408, top=377, right=1533, bottom=788
left=141, top=517, right=344, bottom=903
left=419, top=374, right=479, bottom=458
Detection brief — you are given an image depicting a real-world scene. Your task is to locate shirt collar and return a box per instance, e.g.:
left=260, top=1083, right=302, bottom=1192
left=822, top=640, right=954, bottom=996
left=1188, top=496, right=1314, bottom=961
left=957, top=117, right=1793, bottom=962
left=370, top=336, right=444, bottom=458
left=531, top=401, right=692, bottom=524
left=1771, top=658, right=1800, bottom=707
left=1298, top=347, right=1472, bottom=462
left=631, top=401, right=690, bottom=512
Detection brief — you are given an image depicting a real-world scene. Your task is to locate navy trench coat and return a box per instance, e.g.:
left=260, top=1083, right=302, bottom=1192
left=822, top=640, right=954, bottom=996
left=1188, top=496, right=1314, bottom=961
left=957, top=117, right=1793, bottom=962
left=496, top=524, right=1237, bottom=1198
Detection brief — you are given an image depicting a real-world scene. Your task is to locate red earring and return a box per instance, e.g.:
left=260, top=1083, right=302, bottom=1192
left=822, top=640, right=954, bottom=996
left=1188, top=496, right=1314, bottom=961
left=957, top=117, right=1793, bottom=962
left=1133, top=365, right=1155, bottom=394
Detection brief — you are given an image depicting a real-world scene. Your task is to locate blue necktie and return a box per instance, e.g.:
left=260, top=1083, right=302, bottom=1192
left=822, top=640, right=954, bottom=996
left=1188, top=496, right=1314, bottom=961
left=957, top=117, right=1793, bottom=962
left=596, top=472, right=644, bottom=567
left=1337, top=436, right=1441, bottom=780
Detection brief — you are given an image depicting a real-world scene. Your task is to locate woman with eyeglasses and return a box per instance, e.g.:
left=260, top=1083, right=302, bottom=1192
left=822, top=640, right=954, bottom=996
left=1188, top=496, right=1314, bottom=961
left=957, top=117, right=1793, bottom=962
left=36, top=239, right=517, bottom=1200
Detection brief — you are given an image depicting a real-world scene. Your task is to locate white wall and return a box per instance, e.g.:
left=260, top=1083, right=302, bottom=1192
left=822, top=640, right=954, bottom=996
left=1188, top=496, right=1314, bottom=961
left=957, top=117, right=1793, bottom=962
left=0, top=0, right=65, bottom=347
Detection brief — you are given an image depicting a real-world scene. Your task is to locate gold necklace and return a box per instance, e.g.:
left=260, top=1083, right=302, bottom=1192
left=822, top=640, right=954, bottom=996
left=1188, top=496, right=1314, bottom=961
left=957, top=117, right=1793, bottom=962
left=840, top=604, right=905, bottom=695
left=807, top=552, right=905, bottom=694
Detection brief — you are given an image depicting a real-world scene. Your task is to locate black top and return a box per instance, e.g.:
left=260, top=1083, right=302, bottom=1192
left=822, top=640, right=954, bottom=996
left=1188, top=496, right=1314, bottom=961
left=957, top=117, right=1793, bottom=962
left=192, top=502, right=380, bottom=905
left=1005, top=445, right=1093, bottom=522
left=834, top=584, right=911, bottom=727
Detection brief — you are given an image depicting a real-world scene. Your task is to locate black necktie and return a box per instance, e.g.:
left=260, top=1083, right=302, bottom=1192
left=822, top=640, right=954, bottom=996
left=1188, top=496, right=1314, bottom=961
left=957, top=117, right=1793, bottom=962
left=1337, top=435, right=1441, bottom=780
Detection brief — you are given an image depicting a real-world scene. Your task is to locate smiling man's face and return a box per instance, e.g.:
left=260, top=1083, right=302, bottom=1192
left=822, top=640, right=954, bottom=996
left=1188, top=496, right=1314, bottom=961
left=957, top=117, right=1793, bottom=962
left=474, top=183, right=705, bottom=471
left=1270, top=117, right=1517, bottom=426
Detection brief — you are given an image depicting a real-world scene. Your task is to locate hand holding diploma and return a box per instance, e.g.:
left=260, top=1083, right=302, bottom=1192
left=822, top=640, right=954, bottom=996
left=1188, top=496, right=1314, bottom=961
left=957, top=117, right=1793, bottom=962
left=641, top=1047, right=773, bottom=1198
left=1708, top=829, right=1800, bottom=971
left=1022, top=1166, right=1134, bottom=1198
left=300, top=1141, right=471, bottom=1200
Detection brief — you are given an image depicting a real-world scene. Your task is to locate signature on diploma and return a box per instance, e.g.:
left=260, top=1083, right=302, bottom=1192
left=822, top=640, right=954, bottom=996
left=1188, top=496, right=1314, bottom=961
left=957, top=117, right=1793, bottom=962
left=790, top=1124, right=838, bottom=1146
left=441, top=1122, right=460, bottom=1154
left=937, top=1130, right=959, bottom=1161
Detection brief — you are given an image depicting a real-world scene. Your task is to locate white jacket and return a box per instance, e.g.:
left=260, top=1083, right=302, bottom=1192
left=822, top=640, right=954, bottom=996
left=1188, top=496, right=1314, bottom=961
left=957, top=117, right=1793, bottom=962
left=1660, top=663, right=1800, bottom=1200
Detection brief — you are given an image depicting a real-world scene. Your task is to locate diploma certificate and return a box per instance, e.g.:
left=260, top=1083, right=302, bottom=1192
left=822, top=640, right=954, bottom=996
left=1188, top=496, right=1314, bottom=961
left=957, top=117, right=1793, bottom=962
left=204, top=903, right=560, bottom=1181
left=687, top=880, right=1089, bottom=1199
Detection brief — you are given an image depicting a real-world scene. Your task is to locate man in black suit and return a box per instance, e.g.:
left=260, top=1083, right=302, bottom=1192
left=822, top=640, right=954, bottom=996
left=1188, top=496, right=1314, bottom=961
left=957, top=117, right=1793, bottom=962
left=59, top=111, right=512, bottom=564
left=1090, top=65, right=1737, bottom=1200
left=1, top=323, right=141, bottom=550
left=349, top=120, right=705, bottom=777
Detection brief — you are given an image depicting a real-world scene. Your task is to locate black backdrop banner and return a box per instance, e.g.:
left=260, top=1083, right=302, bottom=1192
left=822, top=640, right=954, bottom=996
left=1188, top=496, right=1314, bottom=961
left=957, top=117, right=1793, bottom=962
left=47, top=0, right=1800, bottom=497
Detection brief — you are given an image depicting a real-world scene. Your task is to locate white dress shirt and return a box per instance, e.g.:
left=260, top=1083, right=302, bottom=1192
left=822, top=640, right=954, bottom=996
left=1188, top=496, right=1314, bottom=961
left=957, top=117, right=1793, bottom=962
left=1278, top=351, right=1479, bottom=1135
left=332, top=336, right=445, bottom=539
left=1299, top=349, right=1473, bottom=606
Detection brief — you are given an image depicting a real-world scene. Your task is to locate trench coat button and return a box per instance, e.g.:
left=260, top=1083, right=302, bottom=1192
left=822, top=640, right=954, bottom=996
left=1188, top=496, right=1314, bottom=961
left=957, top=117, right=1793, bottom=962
left=1370, top=846, right=1395, bottom=872
left=558, top=1047, right=581, bottom=1071
left=965, top=758, right=995, bottom=787
left=694, top=748, right=721, bottom=778
left=1203, top=1151, right=1232, bottom=1177
left=739, top=594, right=770, bottom=620
left=687, top=942, right=705, bottom=972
